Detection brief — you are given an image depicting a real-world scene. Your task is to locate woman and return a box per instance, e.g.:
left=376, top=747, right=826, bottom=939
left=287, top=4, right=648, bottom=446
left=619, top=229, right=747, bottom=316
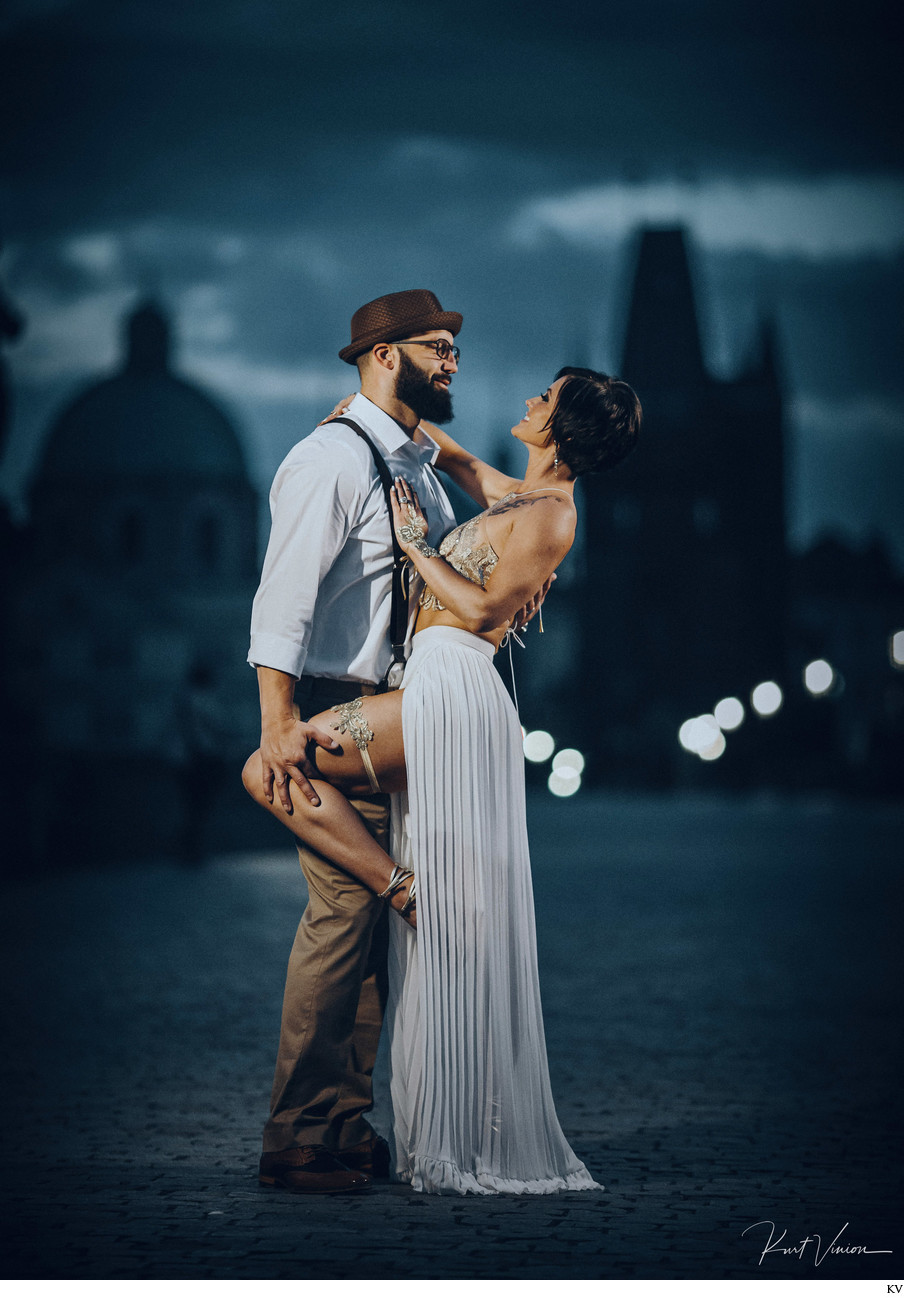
left=244, top=366, right=641, bottom=1194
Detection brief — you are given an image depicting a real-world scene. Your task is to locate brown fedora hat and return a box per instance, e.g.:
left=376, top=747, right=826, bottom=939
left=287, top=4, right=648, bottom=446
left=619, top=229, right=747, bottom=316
left=339, top=288, right=462, bottom=364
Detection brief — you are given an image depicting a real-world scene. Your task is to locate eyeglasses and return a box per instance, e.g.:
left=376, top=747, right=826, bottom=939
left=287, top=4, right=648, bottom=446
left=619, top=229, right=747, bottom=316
left=394, top=338, right=460, bottom=363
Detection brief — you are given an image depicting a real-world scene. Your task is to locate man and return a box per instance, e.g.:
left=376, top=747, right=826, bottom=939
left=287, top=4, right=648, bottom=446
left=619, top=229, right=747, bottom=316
left=248, top=289, right=461, bottom=1193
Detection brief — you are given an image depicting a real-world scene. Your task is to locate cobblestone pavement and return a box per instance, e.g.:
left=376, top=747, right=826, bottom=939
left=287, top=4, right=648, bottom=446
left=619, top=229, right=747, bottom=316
left=1, top=793, right=901, bottom=1281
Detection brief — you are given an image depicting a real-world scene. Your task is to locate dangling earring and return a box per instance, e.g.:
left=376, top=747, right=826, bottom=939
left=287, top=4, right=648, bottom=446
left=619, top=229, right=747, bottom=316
left=553, top=444, right=559, bottom=477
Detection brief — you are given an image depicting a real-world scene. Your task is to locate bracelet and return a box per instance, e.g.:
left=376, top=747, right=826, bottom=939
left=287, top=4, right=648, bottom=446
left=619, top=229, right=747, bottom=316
left=398, top=521, right=439, bottom=558
left=410, top=538, right=440, bottom=558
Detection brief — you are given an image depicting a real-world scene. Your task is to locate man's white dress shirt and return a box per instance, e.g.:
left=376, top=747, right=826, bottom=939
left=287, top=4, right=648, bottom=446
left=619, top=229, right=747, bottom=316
left=248, top=393, right=457, bottom=685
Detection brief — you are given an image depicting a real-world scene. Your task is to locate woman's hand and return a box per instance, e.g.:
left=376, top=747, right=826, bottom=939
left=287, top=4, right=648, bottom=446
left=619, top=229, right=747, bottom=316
left=511, top=573, right=556, bottom=631
left=318, top=393, right=358, bottom=426
left=390, top=477, right=434, bottom=557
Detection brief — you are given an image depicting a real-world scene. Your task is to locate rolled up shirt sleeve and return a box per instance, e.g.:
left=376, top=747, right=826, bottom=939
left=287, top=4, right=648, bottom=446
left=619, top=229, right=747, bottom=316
left=248, top=444, right=363, bottom=679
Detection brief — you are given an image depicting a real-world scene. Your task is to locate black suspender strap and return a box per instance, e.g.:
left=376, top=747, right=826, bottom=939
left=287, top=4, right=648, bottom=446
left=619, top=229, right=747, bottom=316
left=327, top=416, right=409, bottom=691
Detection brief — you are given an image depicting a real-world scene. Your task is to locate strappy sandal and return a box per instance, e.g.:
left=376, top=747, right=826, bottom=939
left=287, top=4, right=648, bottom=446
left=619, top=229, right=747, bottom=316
left=378, top=864, right=417, bottom=928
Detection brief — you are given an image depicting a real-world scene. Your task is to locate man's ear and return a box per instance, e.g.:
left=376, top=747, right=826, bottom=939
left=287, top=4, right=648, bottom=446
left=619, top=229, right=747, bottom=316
left=370, top=342, right=397, bottom=372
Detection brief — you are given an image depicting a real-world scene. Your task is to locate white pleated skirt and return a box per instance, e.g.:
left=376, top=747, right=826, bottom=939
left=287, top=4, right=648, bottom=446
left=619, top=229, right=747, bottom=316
left=386, top=625, right=601, bottom=1196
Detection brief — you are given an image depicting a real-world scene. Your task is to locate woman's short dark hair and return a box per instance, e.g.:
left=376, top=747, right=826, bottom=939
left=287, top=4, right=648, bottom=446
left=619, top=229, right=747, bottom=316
left=546, top=366, right=641, bottom=476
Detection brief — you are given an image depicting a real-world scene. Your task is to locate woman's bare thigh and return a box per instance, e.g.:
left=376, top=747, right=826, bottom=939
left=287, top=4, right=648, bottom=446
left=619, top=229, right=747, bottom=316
left=309, top=690, right=406, bottom=796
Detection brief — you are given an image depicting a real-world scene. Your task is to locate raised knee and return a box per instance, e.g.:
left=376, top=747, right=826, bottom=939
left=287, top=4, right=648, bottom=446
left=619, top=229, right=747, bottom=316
left=242, top=751, right=264, bottom=801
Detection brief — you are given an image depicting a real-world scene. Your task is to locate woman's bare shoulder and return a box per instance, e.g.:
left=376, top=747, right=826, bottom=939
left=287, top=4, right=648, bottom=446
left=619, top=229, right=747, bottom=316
left=489, top=488, right=576, bottom=522
left=487, top=489, right=577, bottom=553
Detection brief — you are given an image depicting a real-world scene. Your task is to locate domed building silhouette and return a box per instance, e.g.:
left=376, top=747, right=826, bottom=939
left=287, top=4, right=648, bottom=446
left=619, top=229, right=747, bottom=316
left=12, top=300, right=261, bottom=861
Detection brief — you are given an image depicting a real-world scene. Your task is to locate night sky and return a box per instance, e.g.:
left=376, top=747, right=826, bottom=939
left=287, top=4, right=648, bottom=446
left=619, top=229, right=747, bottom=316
left=1, top=0, right=902, bottom=558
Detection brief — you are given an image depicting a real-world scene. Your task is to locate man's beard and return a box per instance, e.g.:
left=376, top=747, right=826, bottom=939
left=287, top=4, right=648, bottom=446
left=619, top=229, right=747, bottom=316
left=394, top=350, right=454, bottom=424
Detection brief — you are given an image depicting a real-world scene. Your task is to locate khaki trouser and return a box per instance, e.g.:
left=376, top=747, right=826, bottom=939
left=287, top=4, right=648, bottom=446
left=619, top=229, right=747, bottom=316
left=261, top=677, right=390, bottom=1155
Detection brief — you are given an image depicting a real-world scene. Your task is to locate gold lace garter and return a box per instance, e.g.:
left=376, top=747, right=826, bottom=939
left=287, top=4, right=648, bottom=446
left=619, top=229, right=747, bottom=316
left=330, top=698, right=381, bottom=793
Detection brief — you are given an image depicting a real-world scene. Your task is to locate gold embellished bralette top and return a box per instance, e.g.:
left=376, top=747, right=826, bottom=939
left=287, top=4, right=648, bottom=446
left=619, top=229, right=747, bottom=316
left=419, top=491, right=516, bottom=612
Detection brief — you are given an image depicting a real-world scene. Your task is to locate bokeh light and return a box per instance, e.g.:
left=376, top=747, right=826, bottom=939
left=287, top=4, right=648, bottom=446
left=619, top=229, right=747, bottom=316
left=713, top=697, right=745, bottom=730
left=678, top=714, right=721, bottom=753
left=523, top=730, right=555, bottom=762
left=804, top=658, right=835, bottom=695
left=751, top=681, right=783, bottom=716
left=699, top=732, right=727, bottom=761
left=552, top=748, right=585, bottom=775
left=548, top=767, right=581, bottom=797
left=891, top=630, right=904, bottom=668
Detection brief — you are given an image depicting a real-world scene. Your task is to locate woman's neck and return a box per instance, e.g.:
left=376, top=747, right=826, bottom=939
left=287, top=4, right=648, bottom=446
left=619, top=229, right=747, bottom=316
left=517, top=446, right=575, bottom=497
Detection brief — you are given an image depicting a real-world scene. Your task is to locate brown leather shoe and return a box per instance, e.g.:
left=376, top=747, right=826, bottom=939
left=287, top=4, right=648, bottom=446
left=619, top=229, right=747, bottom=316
left=258, top=1145, right=371, bottom=1194
left=338, top=1133, right=391, bottom=1179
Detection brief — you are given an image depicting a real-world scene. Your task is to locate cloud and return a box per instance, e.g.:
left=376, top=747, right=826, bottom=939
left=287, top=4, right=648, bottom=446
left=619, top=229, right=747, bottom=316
left=63, top=233, right=122, bottom=276
left=790, top=394, right=904, bottom=440
left=511, top=176, right=904, bottom=259
left=10, top=287, right=137, bottom=380
left=188, top=354, right=344, bottom=404
left=269, top=235, right=345, bottom=286
left=176, top=283, right=238, bottom=346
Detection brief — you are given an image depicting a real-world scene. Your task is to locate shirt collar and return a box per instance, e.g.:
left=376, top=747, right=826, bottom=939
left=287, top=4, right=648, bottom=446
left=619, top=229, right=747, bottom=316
left=347, top=393, right=440, bottom=465
left=412, top=424, right=441, bottom=464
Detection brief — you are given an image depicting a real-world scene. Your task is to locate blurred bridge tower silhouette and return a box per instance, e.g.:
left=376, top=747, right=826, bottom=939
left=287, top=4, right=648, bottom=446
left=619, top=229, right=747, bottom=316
left=577, top=226, right=788, bottom=786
